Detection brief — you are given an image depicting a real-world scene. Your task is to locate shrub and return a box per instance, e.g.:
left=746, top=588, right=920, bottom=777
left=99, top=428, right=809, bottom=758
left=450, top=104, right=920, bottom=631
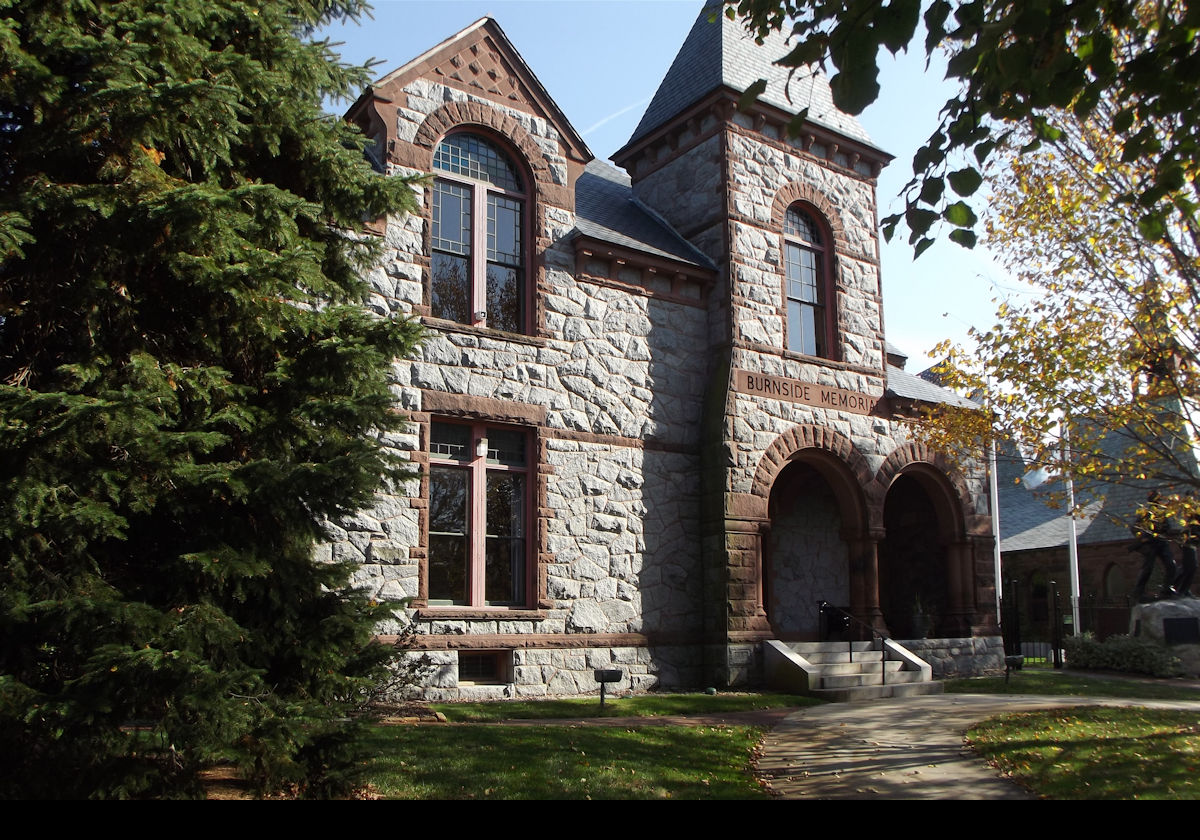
left=1064, top=633, right=1183, bottom=678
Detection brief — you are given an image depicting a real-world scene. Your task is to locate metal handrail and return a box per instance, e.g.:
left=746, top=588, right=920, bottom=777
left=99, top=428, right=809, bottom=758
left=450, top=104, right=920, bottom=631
left=818, top=601, right=890, bottom=686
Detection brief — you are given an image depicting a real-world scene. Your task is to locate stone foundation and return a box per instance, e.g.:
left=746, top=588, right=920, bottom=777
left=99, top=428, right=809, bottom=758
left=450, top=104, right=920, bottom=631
left=897, top=636, right=1005, bottom=678
left=399, top=644, right=703, bottom=701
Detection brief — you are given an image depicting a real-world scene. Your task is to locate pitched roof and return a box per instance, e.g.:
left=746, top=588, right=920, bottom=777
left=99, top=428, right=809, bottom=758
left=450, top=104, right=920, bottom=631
left=573, top=160, right=716, bottom=270
left=999, top=425, right=1200, bottom=553
left=885, top=364, right=976, bottom=408
left=627, top=2, right=877, bottom=149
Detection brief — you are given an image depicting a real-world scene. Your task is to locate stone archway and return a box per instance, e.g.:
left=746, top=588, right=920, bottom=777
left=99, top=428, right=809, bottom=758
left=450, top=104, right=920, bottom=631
left=875, top=454, right=976, bottom=638
left=878, top=473, right=951, bottom=637
left=757, top=440, right=874, bottom=639
left=766, top=460, right=850, bottom=638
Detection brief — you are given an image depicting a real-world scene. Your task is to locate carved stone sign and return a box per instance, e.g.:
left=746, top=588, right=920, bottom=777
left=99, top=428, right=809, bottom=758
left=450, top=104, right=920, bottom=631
left=734, top=369, right=879, bottom=416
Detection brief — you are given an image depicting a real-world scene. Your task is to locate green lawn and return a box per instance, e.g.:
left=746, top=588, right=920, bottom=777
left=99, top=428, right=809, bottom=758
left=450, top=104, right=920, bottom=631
left=968, top=707, right=1200, bottom=799
left=431, top=691, right=819, bottom=722
left=944, top=670, right=1200, bottom=702
left=360, top=723, right=770, bottom=799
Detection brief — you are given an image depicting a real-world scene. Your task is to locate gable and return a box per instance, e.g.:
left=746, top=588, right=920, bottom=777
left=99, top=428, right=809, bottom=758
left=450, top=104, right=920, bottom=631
left=365, top=18, right=591, bottom=166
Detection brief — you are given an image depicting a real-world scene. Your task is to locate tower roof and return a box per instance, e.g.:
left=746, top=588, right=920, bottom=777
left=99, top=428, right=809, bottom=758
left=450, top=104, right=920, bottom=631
left=627, top=3, right=877, bottom=150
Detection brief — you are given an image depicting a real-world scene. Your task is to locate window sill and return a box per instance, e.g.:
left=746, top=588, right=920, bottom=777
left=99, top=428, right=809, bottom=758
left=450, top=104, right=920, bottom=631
left=419, top=317, right=548, bottom=348
left=736, top=338, right=883, bottom=377
left=414, top=607, right=548, bottom=621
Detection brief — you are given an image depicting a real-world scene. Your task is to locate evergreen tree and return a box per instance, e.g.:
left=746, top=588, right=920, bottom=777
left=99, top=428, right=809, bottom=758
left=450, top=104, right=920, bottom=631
left=0, top=0, right=422, bottom=798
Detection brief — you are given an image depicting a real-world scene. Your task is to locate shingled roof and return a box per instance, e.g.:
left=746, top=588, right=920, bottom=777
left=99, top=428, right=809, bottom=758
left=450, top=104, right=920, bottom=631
left=626, top=2, right=878, bottom=149
left=885, top=364, right=977, bottom=408
left=999, top=426, right=1200, bottom=553
left=573, top=160, right=716, bottom=270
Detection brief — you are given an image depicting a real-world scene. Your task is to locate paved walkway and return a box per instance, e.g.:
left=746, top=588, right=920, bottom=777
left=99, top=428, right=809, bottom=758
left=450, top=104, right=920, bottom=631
left=756, top=693, right=1200, bottom=799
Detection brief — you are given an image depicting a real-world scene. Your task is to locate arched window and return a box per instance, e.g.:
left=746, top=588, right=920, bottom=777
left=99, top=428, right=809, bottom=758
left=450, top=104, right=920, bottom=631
left=430, top=133, right=527, bottom=333
left=783, top=205, right=833, bottom=358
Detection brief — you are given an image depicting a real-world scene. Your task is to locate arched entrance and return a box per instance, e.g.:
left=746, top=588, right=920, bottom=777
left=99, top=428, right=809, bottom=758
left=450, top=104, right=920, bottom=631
left=878, top=469, right=962, bottom=637
left=765, top=454, right=864, bottom=638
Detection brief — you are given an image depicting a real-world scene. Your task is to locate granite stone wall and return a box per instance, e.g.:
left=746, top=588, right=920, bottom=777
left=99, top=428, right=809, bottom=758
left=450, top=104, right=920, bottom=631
left=327, top=77, right=711, bottom=695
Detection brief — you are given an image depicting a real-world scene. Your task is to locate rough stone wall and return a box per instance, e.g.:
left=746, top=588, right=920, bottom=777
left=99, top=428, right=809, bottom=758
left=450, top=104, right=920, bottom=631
left=411, top=644, right=703, bottom=701
left=632, top=130, right=727, bottom=268
left=329, top=75, right=710, bottom=694
left=900, top=636, right=1005, bottom=678
left=767, top=477, right=849, bottom=635
left=725, top=128, right=883, bottom=372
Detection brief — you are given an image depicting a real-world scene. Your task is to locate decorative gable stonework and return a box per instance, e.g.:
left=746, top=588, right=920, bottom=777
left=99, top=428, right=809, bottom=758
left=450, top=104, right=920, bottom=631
left=431, top=36, right=533, bottom=106
left=336, top=9, right=1002, bottom=699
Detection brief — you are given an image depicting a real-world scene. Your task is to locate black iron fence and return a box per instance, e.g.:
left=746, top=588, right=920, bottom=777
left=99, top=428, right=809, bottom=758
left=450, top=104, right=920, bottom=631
left=1001, top=578, right=1136, bottom=667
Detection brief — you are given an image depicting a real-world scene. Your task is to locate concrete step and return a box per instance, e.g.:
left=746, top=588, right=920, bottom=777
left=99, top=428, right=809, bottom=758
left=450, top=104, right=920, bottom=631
left=810, top=680, right=945, bottom=703
left=798, top=650, right=884, bottom=665
left=821, top=669, right=928, bottom=689
left=787, top=641, right=876, bottom=654
left=820, top=660, right=903, bottom=677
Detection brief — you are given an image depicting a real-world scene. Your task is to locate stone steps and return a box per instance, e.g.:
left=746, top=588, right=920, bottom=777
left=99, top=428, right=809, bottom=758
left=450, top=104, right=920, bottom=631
left=765, top=638, right=941, bottom=702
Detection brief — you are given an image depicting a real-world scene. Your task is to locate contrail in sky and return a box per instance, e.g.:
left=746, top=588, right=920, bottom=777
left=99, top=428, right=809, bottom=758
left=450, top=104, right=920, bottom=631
left=582, top=96, right=652, bottom=136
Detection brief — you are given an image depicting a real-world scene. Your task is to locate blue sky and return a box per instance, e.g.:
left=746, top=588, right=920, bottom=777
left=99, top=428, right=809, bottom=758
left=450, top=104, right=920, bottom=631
left=321, top=0, right=1029, bottom=370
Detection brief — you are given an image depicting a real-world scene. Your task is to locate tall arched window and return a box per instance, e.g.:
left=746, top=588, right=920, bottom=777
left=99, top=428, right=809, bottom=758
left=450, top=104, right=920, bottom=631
left=783, top=205, right=833, bottom=358
left=430, top=133, right=527, bottom=333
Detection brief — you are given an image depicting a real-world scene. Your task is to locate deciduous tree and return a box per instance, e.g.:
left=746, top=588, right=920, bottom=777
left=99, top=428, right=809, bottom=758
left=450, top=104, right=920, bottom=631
left=0, top=0, right=422, bottom=798
left=921, top=100, right=1200, bottom=526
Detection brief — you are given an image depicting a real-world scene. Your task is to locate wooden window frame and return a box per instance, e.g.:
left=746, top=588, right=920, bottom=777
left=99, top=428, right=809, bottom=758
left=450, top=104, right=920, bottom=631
left=426, top=419, right=533, bottom=608
left=782, top=204, right=837, bottom=360
left=430, top=132, right=531, bottom=334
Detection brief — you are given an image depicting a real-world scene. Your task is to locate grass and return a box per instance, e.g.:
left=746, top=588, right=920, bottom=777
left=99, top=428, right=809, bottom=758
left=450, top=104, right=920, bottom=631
left=944, top=669, right=1200, bottom=702
left=431, top=691, right=819, bottom=722
left=360, top=723, right=770, bottom=799
left=968, top=707, right=1200, bottom=799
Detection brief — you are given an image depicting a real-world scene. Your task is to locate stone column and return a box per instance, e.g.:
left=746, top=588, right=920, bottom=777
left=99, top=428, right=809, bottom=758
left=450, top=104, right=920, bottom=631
left=849, top=530, right=887, bottom=636
left=942, top=540, right=975, bottom=636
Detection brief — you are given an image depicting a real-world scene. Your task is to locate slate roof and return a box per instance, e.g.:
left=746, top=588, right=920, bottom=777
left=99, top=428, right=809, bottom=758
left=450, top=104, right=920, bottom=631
left=885, top=364, right=976, bottom=408
left=999, top=427, right=1200, bottom=553
left=884, top=341, right=908, bottom=366
left=573, top=159, right=716, bottom=270
left=627, top=2, right=878, bottom=150
left=999, top=470, right=1127, bottom=553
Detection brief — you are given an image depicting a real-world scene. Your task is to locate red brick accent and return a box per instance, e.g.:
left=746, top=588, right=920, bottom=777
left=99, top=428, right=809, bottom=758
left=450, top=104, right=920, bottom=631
left=870, top=441, right=975, bottom=521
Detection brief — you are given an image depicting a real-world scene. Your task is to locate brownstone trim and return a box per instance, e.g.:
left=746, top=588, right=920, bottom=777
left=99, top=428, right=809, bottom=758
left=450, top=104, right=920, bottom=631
left=573, top=270, right=708, bottom=309
left=749, top=423, right=875, bottom=516
left=871, top=440, right=976, bottom=527
left=412, top=102, right=556, bottom=197
left=614, top=88, right=890, bottom=184
left=732, top=338, right=887, bottom=381
left=418, top=318, right=549, bottom=348
left=380, top=632, right=698, bottom=650
left=413, top=608, right=548, bottom=621
left=410, top=102, right=563, bottom=340
left=724, top=119, right=888, bottom=182
left=770, top=183, right=850, bottom=251
left=421, top=390, right=547, bottom=425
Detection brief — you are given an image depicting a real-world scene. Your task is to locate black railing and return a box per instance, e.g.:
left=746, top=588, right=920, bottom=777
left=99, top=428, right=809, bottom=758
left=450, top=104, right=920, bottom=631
left=817, top=601, right=891, bottom=686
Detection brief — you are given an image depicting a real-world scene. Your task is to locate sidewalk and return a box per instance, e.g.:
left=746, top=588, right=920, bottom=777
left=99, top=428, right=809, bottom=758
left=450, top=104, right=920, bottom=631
left=756, top=693, right=1200, bottom=799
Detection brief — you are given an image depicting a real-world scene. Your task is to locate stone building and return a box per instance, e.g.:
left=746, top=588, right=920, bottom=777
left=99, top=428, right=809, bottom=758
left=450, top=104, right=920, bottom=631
left=340, top=4, right=1002, bottom=698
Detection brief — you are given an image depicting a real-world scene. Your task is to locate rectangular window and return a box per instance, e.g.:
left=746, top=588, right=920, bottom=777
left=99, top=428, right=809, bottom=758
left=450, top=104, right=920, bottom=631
left=785, top=241, right=825, bottom=357
left=427, top=420, right=529, bottom=606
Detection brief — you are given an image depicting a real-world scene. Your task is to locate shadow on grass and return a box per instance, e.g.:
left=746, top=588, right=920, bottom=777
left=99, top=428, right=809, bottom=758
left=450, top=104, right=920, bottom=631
left=969, top=707, right=1200, bottom=799
left=361, top=723, right=770, bottom=799
left=432, top=692, right=820, bottom=722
